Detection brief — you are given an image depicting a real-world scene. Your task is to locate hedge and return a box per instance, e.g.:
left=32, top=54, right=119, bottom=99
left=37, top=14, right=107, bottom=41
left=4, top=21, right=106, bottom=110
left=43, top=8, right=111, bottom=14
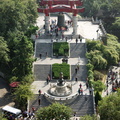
left=53, top=42, right=69, bottom=56
left=52, top=63, right=70, bottom=79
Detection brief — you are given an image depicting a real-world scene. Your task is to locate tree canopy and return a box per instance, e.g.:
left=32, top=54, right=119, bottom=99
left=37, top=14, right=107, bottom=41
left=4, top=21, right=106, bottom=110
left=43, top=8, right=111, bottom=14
left=37, top=102, right=72, bottom=120
left=80, top=114, right=98, bottom=120
left=0, top=37, right=9, bottom=64
left=82, top=0, right=120, bottom=18
left=13, top=83, right=33, bottom=109
left=0, top=0, right=38, bottom=37
left=98, top=89, right=120, bottom=120
left=86, top=36, right=120, bottom=70
left=92, top=80, right=105, bottom=92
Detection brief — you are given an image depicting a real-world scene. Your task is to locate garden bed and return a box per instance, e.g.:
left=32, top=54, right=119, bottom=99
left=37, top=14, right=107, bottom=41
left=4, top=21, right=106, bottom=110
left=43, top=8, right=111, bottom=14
left=53, top=42, right=69, bottom=57
left=52, top=63, right=70, bottom=79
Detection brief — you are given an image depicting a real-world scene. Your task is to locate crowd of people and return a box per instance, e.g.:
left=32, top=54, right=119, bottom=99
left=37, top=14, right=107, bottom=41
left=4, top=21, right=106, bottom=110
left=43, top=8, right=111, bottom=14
left=107, top=67, right=120, bottom=94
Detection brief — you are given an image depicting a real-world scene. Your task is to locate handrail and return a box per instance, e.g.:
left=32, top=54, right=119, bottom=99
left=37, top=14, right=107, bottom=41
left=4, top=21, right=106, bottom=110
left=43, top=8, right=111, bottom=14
left=44, top=92, right=78, bottom=101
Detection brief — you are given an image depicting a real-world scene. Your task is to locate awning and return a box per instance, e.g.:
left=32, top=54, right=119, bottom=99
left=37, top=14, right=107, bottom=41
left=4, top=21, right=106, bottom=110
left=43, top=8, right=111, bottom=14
left=2, top=105, right=21, bottom=115
left=9, top=82, right=20, bottom=88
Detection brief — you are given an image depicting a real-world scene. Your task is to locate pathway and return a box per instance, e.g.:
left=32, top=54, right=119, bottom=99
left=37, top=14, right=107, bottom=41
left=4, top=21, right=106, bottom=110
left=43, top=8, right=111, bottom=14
left=0, top=78, right=15, bottom=109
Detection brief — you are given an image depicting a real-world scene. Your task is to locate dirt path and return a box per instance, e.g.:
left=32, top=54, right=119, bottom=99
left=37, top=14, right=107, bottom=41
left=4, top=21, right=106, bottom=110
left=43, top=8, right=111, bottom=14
left=0, top=78, right=15, bottom=108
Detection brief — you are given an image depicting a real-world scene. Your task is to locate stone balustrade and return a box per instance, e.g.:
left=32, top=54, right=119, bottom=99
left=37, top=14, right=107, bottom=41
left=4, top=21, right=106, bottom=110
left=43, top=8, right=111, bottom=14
left=44, top=92, right=78, bottom=104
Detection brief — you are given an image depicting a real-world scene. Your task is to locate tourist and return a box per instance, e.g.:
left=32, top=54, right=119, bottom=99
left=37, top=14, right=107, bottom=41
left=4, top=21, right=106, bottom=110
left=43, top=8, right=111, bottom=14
left=81, top=88, right=83, bottom=95
left=32, top=107, right=35, bottom=113
left=38, top=97, right=41, bottom=105
left=77, top=64, right=79, bottom=70
left=38, top=31, right=41, bottom=37
left=75, top=77, right=78, bottom=82
left=62, top=33, right=64, bottom=40
left=46, top=78, right=49, bottom=84
left=76, top=38, right=78, bottom=44
left=35, top=34, right=38, bottom=39
left=80, top=38, right=82, bottom=42
left=86, top=82, right=88, bottom=89
left=78, top=34, right=81, bottom=39
left=75, top=68, right=77, bottom=74
left=39, top=54, right=42, bottom=59
left=46, top=52, right=48, bottom=57
left=65, top=37, right=68, bottom=42
left=89, top=88, right=92, bottom=95
left=38, top=89, right=41, bottom=96
left=79, top=83, right=82, bottom=88
left=78, top=88, right=80, bottom=95
left=73, top=112, right=76, bottom=119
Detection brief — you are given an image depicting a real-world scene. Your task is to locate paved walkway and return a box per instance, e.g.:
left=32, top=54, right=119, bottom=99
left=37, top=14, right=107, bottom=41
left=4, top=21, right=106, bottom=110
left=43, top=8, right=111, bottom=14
left=0, top=78, right=15, bottom=109
left=31, top=80, right=90, bottom=95
left=34, top=13, right=103, bottom=40
left=34, top=57, right=87, bottom=65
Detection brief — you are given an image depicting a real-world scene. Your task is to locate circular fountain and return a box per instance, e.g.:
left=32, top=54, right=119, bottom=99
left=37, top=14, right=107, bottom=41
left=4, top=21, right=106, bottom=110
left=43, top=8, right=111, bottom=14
left=49, top=72, right=72, bottom=97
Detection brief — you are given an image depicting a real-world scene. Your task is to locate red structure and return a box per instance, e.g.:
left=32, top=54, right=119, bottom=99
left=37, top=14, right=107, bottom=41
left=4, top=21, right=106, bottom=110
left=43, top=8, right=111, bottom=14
left=9, top=82, right=20, bottom=88
left=38, top=0, right=85, bottom=35
left=38, top=0, right=85, bottom=16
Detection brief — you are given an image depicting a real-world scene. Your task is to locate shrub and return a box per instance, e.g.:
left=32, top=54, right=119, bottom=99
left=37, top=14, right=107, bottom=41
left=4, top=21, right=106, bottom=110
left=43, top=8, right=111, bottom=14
left=52, top=63, right=70, bottom=79
left=94, top=70, right=104, bottom=81
left=53, top=42, right=69, bottom=56
left=95, top=91, right=102, bottom=106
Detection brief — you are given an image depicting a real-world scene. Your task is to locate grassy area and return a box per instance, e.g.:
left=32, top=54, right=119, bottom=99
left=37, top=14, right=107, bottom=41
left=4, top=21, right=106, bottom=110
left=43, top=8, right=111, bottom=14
left=53, top=42, right=69, bottom=56
left=52, top=63, right=70, bottom=79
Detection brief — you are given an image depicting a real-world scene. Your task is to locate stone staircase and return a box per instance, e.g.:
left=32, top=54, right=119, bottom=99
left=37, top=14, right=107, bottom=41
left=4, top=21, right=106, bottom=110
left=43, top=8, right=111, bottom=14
left=35, top=43, right=53, bottom=58
left=71, top=65, right=87, bottom=81
left=34, top=64, right=51, bottom=80
left=29, top=94, right=94, bottom=117
left=32, top=41, right=95, bottom=117
left=70, top=43, right=86, bottom=58
left=29, top=94, right=51, bottom=111
left=68, top=95, right=94, bottom=116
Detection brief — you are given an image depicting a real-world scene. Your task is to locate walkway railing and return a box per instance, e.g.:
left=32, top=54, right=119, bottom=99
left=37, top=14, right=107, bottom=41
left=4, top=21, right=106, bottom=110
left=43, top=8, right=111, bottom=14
left=44, top=92, right=78, bottom=104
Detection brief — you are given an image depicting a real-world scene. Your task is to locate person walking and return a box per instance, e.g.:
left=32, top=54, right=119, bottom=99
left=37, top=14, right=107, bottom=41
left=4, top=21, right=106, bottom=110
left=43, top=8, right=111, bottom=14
left=38, top=89, right=41, bottom=96
left=79, top=83, right=82, bottom=88
left=75, top=68, right=77, bottom=74
left=78, top=88, right=80, bottom=95
left=80, top=38, right=82, bottom=42
left=38, top=97, right=41, bottom=105
left=46, top=52, right=48, bottom=57
left=39, top=54, right=42, bottom=59
left=86, top=82, right=88, bottom=89
left=65, top=37, right=68, bottom=42
left=75, top=77, right=78, bottom=82
left=76, top=38, right=78, bottom=44
left=77, top=64, right=80, bottom=70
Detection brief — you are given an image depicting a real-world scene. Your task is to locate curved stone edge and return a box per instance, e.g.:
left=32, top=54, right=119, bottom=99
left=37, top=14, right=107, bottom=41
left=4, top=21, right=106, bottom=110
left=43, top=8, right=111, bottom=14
left=44, top=92, right=78, bottom=104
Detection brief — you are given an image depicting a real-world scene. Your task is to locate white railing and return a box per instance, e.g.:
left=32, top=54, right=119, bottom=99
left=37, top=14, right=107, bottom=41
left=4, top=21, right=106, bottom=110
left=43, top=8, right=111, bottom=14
left=44, top=92, right=78, bottom=103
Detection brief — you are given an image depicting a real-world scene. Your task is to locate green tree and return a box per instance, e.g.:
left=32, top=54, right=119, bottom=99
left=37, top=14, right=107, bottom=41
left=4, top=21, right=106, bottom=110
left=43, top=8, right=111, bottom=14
left=92, top=80, right=105, bottom=92
left=0, top=36, right=9, bottom=74
left=95, top=91, right=102, bottom=106
left=94, top=70, right=104, bottom=81
left=0, top=36, right=9, bottom=64
left=0, top=0, right=38, bottom=37
left=98, top=89, right=120, bottom=120
left=86, top=50, right=107, bottom=70
left=13, top=84, right=33, bottom=110
left=37, top=102, right=72, bottom=120
left=103, top=46, right=119, bottom=66
left=80, top=114, right=98, bottom=120
left=7, top=31, right=34, bottom=81
left=86, top=63, right=94, bottom=71
left=110, top=17, right=120, bottom=40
